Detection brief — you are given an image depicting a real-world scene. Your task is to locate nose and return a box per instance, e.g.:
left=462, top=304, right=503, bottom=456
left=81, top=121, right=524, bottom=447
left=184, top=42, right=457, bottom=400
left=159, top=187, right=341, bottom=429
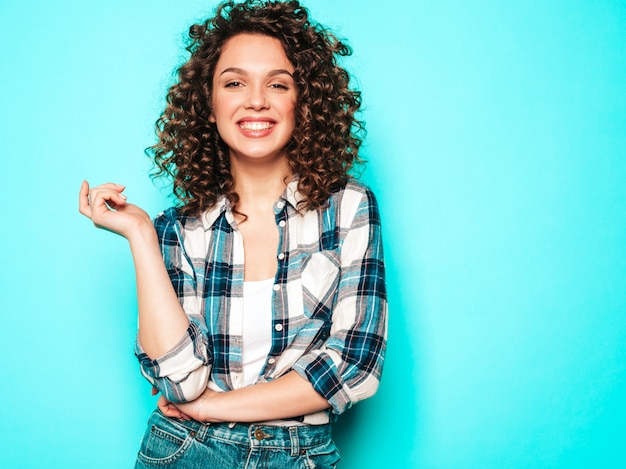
left=245, top=83, right=269, bottom=110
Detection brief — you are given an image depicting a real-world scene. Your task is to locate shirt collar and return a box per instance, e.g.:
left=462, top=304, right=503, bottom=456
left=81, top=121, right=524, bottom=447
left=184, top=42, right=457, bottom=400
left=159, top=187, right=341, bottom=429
left=281, top=178, right=305, bottom=209
left=200, top=178, right=304, bottom=230
left=201, top=196, right=230, bottom=230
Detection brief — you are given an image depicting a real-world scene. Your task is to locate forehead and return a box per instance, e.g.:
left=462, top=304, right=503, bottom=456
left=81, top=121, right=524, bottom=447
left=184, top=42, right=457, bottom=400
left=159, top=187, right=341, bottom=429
left=215, top=33, right=294, bottom=73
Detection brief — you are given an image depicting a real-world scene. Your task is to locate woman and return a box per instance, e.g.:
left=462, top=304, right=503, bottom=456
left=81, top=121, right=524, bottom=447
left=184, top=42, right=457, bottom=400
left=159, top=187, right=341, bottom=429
left=79, top=1, right=387, bottom=467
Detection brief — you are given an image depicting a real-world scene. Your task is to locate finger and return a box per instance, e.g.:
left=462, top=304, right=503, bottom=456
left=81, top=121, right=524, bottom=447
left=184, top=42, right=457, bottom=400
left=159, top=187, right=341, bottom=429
left=151, top=386, right=158, bottom=396
left=89, top=188, right=128, bottom=211
left=87, top=182, right=126, bottom=208
left=160, top=399, right=189, bottom=420
left=157, top=396, right=182, bottom=419
left=78, top=180, right=92, bottom=217
left=79, top=181, right=126, bottom=217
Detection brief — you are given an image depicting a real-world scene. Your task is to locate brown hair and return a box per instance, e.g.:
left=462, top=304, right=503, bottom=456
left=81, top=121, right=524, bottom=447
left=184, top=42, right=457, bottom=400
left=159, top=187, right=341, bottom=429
left=148, top=0, right=364, bottom=216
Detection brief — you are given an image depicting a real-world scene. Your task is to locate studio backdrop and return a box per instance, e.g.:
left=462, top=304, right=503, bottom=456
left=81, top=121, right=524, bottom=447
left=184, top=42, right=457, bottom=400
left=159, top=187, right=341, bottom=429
left=1, top=0, right=625, bottom=467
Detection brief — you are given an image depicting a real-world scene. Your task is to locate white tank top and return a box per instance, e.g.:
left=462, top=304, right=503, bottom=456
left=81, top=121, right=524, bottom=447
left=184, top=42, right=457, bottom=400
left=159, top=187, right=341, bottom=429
left=241, top=278, right=274, bottom=387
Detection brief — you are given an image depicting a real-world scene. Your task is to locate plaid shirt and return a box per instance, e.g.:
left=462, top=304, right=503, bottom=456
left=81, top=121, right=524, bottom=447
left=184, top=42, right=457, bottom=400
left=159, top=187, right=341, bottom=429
left=136, top=178, right=387, bottom=424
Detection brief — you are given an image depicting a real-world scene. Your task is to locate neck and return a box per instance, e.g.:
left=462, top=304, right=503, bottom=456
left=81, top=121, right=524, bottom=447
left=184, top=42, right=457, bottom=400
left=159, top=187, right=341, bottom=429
left=230, top=153, right=291, bottom=208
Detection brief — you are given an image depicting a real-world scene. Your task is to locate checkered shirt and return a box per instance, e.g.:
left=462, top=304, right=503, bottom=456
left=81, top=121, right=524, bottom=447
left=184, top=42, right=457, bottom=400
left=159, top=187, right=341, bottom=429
left=135, top=178, right=387, bottom=424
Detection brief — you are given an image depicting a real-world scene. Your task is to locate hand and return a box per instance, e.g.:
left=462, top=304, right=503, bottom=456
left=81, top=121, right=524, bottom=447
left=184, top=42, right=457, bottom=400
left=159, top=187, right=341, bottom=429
left=78, top=180, right=152, bottom=239
left=156, top=387, right=225, bottom=423
left=157, top=394, right=193, bottom=421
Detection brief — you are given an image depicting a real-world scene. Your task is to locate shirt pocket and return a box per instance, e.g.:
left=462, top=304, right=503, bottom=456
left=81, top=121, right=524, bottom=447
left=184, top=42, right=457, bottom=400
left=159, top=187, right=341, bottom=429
left=300, top=250, right=340, bottom=321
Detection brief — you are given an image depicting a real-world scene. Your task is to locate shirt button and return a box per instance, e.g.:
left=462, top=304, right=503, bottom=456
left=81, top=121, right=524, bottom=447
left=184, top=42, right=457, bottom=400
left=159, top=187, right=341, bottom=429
left=273, top=284, right=280, bottom=291
left=277, top=252, right=285, bottom=260
left=276, top=201, right=285, bottom=209
left=267, top=357, right=276, bottom=365
left=278, top=220, right=286, bottom=227
left=275, top=324, right=283, bottom=332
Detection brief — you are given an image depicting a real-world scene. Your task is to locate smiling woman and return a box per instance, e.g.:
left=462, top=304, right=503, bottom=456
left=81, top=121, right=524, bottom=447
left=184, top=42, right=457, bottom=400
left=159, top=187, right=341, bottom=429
left=147, top=0, right=365, bottom=219
left=78, top=1, right=387, bottom=468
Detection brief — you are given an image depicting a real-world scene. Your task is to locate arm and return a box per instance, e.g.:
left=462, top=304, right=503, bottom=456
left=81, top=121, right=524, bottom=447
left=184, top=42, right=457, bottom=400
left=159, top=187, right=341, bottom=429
left=291, top=186, right=388, bottom=414
left=78, top=181, right=189, bottom=355
left=160, top=371, right=329, bottom=422
left=129, top=219, right=191, bottom=358
left=79, top=181, right=210, bottom=401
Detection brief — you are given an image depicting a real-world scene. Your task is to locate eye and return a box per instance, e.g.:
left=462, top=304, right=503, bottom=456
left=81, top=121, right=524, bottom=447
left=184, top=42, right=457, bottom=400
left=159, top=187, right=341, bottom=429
left=225, top=81, right=243, bottom=88
left=269, top=83, right=289, bottom=90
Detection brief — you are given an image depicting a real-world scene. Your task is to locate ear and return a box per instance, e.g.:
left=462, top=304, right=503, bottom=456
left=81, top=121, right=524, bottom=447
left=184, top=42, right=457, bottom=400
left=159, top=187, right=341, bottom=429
left=208, top=110, right=216, bottom=123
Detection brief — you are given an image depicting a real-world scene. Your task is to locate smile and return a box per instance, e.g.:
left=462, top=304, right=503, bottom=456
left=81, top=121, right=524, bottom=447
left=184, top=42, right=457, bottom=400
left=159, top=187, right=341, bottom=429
left=238, top=121, right=274, bottom=131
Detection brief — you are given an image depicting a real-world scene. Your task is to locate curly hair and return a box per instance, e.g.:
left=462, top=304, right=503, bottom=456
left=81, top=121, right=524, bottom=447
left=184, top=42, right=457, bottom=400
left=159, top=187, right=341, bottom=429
left=148, top=0, right=364, bottom=216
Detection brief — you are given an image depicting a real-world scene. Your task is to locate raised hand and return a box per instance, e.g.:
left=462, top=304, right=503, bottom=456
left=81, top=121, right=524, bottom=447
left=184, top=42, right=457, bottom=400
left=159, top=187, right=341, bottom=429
left=78, top=180, right=153, bottom=239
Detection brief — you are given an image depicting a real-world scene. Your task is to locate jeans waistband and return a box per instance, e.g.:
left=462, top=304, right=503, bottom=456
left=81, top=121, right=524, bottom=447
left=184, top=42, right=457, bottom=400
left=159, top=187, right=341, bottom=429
left=153, top=410, right=332, bottom=457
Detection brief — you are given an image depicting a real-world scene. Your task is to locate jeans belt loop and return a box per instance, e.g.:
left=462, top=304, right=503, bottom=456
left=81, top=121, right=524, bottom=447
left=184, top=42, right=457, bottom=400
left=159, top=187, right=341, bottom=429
left=288, top=426, right=300, bottom=456
left=194, top=421, right=209, bottom=442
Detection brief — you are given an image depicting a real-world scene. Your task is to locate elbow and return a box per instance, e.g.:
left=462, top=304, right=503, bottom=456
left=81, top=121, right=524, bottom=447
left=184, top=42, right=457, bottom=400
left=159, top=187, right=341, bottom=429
left=152, top=365, right=211, bottom=404
left=354, top=377, right=381, bottom=402
left=325, top=373, right=382, bottom=416
left=345, top=374, right=382, bottom=408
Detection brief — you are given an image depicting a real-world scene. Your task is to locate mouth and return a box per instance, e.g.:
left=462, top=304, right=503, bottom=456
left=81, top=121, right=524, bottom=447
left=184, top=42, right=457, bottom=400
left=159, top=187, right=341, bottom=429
left=238, top=120, right=275, bottom=131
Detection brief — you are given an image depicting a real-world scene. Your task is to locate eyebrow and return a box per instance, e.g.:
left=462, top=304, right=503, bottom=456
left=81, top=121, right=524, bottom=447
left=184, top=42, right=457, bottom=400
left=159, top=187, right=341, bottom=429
left=218, top=67, right=294, bottom=78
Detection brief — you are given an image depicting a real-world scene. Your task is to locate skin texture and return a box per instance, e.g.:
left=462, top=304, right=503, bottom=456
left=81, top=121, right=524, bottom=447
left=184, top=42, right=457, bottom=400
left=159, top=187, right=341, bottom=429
left=79, top=33, right=330, bottom=422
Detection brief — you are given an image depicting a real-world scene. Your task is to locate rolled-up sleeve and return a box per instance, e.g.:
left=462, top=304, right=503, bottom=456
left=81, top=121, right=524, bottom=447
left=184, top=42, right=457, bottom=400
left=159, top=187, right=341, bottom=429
left=134, top=208, right=212, bottom=403
left=293, top=187, right=388, bottom=414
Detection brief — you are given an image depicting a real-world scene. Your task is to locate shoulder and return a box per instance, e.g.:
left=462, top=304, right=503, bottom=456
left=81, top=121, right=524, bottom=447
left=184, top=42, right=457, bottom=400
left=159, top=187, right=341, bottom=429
left=153, top=206, right=180, bottom=224
left=153, top=206, right=182, bottom=229
left=326, top=178, right=381, bottom=227
left=329, top=178, right=380, bottom=211
left=153, top=206, right=204, bottom=235
left=330, top=178, right=378, bottom=203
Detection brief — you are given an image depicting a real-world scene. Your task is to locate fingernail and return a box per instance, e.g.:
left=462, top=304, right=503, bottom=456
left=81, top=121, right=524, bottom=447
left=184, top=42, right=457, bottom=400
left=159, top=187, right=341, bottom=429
left=120, top=194, right=127, bottom=200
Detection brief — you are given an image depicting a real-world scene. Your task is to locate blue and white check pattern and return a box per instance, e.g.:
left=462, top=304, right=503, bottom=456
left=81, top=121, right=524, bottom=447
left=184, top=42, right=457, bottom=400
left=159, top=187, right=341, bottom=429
left=135, top=179, right=387, bottom=424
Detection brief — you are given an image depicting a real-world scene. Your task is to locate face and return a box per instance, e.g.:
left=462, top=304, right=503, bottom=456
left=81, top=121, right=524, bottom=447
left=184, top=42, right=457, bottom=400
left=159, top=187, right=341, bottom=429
left=210, top=33, right=297, bottom=164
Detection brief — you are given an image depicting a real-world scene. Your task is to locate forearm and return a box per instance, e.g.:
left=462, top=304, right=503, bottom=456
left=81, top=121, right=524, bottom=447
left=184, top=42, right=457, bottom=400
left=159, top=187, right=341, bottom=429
left=128, top=225, right=190, bottom=359
left=79, top=181, right=192, bottom=361
left=179, top=371, right=330, bottom=423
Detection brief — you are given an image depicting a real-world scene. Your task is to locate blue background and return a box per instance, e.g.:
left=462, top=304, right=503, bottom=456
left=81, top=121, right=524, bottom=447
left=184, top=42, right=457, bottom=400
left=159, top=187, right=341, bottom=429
left=1, top=1, right=625, bottom=467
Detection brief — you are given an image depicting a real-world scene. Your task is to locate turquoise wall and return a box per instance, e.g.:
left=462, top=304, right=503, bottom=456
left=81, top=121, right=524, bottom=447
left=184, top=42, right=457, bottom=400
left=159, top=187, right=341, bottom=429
left=1, top=1, right=625, bottom=467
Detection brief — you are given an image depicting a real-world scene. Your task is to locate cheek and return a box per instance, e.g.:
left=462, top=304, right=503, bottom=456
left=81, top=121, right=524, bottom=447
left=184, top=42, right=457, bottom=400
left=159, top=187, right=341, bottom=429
left=209, top=90, right=231, bottom=121
left=286, top=98, right=297, bottom=120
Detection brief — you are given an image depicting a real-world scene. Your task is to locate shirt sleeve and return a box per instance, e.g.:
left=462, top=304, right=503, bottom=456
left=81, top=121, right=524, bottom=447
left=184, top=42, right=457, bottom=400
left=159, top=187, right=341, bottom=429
left=134, top=208, right=212, bottom=403
left=292, top=186, right=388, bottom=414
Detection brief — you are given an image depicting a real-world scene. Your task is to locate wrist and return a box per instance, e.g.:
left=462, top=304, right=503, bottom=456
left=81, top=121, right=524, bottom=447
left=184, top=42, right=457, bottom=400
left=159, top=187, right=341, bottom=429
left=201, top=390, right=228, bottom=422
left=127, top=222, right=158, bottom=250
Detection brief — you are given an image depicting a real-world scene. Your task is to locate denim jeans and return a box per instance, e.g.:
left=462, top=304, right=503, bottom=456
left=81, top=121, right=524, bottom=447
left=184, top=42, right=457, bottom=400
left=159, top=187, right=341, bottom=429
left=135, top=409, right=340, bottom=468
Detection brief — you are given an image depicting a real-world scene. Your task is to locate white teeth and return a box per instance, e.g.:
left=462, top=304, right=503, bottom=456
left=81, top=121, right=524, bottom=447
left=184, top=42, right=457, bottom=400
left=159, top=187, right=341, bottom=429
left=239, top=121, right=273, bottom=131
